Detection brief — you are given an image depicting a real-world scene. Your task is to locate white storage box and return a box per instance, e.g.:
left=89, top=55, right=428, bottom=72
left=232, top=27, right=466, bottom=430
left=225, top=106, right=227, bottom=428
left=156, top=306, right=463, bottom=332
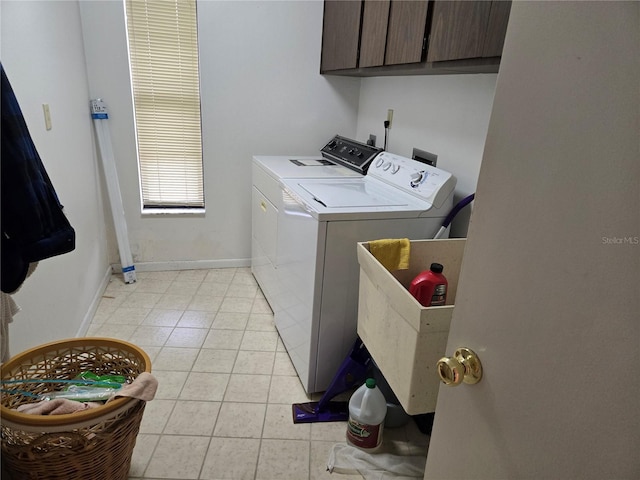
left=356, top=239, right=466, bottom=415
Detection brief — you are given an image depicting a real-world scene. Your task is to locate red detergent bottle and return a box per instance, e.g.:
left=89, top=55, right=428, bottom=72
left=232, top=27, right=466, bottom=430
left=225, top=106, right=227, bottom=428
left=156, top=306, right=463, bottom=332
left=409, top=263, right=448, bottom=307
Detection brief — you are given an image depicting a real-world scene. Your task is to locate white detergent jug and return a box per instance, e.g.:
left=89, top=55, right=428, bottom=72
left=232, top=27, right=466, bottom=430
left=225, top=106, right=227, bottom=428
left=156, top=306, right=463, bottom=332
left=346, top=378, right=387, bottom=450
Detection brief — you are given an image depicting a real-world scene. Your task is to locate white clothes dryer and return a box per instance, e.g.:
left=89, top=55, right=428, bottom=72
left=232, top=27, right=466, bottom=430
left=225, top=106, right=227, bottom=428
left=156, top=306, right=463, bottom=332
left=251, top=137, right=382, bottom=316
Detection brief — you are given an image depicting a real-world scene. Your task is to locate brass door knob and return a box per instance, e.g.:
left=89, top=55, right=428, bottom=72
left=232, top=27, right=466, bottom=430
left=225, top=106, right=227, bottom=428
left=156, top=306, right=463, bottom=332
left=437, top=347, right=483, bottom=386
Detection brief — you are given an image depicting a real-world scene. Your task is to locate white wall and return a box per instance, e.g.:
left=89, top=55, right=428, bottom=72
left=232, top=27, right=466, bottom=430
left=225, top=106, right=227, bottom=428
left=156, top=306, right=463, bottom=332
left=1, top=1, right=111, bottom=355
left=79, top=0, right=361, bottom=268
left=356, top=75, right=497, bottom=237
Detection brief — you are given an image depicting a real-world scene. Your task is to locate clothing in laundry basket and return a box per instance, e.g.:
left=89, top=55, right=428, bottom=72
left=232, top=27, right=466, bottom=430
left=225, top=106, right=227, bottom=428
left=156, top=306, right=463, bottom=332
left=15, top=372, right=158, bottom=415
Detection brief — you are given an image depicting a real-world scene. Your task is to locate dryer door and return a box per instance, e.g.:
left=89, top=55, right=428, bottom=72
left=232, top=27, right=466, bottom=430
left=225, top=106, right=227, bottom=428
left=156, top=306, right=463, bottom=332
left=251, top=186, right=278, bottom=305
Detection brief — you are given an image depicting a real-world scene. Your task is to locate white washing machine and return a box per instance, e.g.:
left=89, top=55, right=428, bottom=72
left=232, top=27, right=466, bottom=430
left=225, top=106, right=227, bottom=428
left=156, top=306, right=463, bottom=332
left=274, top=152, right=457, bottom=394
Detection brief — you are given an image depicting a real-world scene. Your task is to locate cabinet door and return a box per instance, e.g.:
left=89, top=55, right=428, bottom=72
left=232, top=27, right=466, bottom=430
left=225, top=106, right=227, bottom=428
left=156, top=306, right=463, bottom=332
left=427, top=0, right=493, bottom=62
left=482, top=1, right=511, bottom=57
left=359, top=0, right=391, bottom=68
left=320, top=0, right=363, bottom=72
left=385, top=1, right=429, bottom=66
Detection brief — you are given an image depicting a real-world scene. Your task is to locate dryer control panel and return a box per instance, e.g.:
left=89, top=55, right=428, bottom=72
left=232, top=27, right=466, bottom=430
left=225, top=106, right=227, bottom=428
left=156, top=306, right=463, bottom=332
left=368, top=152, right=456, bottom=208
left=321, top=135, right=382, bottom=174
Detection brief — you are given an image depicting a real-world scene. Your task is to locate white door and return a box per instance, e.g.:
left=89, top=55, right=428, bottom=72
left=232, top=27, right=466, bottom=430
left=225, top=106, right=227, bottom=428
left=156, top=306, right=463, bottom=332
left=424, top=3, right=639, bottom=480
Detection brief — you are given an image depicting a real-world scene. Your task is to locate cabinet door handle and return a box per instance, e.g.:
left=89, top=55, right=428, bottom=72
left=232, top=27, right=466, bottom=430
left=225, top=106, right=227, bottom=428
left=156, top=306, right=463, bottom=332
left=260, top=201, right=267, bottom=212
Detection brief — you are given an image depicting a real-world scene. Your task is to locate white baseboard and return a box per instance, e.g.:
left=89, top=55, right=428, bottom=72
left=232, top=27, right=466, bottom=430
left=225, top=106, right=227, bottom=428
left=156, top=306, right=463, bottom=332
left=109, top=258, right=251, bottom=273
left=75, top=265, right=114, bottom=337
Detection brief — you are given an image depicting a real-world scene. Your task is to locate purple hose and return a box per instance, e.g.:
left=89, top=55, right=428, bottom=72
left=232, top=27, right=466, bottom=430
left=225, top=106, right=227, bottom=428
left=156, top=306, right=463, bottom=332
left=441, top=193, right=475, bottom=228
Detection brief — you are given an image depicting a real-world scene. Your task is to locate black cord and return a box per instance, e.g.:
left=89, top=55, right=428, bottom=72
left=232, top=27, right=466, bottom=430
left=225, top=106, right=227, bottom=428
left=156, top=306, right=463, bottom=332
left=383, top=120, right=390, bottom=150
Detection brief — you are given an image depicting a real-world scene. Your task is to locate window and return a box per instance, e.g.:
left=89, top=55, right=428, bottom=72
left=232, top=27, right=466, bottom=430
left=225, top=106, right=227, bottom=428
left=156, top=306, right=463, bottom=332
left=124, top=0, right=204, bottom=209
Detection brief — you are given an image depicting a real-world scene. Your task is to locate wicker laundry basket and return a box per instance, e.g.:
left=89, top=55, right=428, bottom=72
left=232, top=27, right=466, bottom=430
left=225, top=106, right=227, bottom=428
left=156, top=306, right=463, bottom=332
left=0, top=337, right=151, bottom=480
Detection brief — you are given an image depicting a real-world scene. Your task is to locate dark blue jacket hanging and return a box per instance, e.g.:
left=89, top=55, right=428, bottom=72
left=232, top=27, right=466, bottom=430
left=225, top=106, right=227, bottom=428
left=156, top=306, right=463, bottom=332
left=1, top=63, right=76, bottom=293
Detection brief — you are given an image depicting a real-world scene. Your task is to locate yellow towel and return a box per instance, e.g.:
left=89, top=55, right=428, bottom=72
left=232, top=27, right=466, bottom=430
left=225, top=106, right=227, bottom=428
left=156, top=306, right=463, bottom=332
left=368, top=238, right=410, bottom=271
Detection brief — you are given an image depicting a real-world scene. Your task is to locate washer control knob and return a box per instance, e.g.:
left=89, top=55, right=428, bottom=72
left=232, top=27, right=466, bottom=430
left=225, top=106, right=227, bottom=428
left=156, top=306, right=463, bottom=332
left=410, top=171, right=424, bottom=187
left=383, top=162, right=392, bottom=171
left=375, top=157, right=384, bottom=168
left=391, top=164, right=400, bottom=174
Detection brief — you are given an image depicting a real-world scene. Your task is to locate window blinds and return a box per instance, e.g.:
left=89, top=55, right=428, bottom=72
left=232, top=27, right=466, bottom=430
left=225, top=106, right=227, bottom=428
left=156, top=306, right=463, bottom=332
left=125, top=0, right=204, bottom=208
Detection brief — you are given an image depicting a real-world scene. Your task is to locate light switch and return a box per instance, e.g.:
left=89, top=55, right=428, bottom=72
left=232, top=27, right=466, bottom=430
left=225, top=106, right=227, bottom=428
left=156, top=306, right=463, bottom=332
left=42, top=104, right=52, bottom=130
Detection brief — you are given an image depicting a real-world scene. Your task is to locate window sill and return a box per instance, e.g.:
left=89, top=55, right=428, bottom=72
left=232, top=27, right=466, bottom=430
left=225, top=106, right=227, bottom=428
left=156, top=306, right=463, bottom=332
left=141, top=208, right=205, bottom=216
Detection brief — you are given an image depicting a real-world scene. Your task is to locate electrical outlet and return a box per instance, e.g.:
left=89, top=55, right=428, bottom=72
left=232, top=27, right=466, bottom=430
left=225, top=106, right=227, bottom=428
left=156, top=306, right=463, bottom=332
left=387, top=109, right=394, bottom=127
left=367, top=134, right=377, bottom=147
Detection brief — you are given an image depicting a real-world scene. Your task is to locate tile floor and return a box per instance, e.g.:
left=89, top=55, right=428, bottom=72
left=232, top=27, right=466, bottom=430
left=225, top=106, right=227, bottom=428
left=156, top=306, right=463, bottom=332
left=86, top=268, right=430, bottom=480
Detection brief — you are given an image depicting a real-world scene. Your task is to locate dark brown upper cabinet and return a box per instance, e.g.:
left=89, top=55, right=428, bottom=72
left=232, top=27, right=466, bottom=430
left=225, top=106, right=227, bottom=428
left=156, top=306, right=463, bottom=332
left=384, top=1, right=430, bottom=65
left=320, top=0, right=362, bottom=72
left=358, top=1, right=390, bottom=68
left=481, top=1, right=511, bottom=57
left=427, top=1, right=511, bottom=62
left=358, top=1, right=429, bottom=68
left=320, top=0, right=511, bottom=76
